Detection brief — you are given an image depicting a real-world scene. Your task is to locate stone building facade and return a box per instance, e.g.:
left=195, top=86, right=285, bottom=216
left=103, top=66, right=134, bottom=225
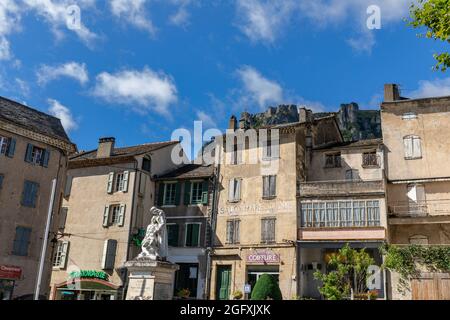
left=0, top=97, right=75, bottom=299
left=49, top=138, right=186, bottom=300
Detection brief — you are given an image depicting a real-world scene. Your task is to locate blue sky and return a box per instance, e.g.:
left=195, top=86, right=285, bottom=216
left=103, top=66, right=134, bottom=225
left=1, top=0, right=449, bottom=158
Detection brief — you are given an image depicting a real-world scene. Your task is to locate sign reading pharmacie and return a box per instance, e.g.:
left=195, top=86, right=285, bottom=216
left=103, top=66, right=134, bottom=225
left=69, top=270, right=109, bottom=281
left=246, top=249, right=280, bottom=264
left=0, top=265, right=22, bottom=280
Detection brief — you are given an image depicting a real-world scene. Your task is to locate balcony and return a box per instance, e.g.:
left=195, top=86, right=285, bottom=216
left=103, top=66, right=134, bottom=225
left=388, top=200, right=450, bottom=225
left=298, top=179, right=385, bottom=198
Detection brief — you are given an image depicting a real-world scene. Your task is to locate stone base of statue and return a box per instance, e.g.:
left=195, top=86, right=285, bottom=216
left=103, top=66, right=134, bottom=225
left=124, top=258, right=179, bottom=300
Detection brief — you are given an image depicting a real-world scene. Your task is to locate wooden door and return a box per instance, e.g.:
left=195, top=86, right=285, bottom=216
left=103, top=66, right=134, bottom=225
left=412, top=273, right=450, bottom=300
left=216, top=266, right=231, bottom=300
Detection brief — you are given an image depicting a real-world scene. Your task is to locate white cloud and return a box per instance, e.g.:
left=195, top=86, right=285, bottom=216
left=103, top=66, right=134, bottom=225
left=110, top=0, right=156, bottom=36
left=235, top=0, right=296, bottom=44
left=15, top=78, right=30, bottom=96
left=237, top=65, right=283, bottom=109
left=48, top=98, right=78, bottom=132
left=0, top=37, right=12, bottom=60
left=169, top=0, right=195, bottom=27
left=0, top=0, right=21, bottom=60
left=37, top=62, right=89, bottom=85
left=196, top=110, right=217, bottom=128
left=23, top=0, right=98, bottom=47
left=409, top=78, right=450, bottom=99
left=93, top=67, right=178, bottom=116
left=235, top=0, right=411, bottom=51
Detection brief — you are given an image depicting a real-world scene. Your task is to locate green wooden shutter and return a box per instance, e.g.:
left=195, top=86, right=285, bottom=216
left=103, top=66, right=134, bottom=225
left=187, top=224, right=200, bottom=247
left=184, top=181, right=191, bottom=205
left=175, top=182, right=181, bottom=205
left=24, top=144, right=33, bottom=163
left=6, top=138, right=15, bottom=158
left=201, top=181, right=209, bottom=205
left=168, top=224, right=179, bottom=247
left=157, top=183, right=165, bottom=206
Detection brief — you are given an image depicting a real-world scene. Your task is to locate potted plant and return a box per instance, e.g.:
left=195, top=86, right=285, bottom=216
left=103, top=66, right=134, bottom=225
left=176, top=288, right=191, bottom=299
left=232, top=290, right=243, bottom=300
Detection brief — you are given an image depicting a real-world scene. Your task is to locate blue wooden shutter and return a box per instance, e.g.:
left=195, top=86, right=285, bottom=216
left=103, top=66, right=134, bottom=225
left=42, top=149, right=50, bottom=167
left=6, top=139, right=16, bottom=158
left=24, top=144, right=33, bottom=163
left=30, top=182, right=39, bottom=207
left=21, top=181, right=31, bottom=206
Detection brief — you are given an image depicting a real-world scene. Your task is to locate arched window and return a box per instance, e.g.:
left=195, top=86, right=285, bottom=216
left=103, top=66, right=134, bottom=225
left=403, top=135, right=422, bottom=159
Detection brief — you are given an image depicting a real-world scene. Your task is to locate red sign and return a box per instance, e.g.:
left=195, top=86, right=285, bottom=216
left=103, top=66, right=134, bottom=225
left=0, top=265, right=22, bottom=280
left=247, top=250, right=280, bottom=264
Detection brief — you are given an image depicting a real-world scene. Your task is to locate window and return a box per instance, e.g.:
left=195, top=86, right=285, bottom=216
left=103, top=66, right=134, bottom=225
left=0, top=136, right=15, bottom=157
left=13, top=227, right=31, bottom=256
left=191, top=181, right=203, bottom=204
left=167, top=224, right=179, bottom=247
left=228, top=178, right=241, bottom=202
left=301, top=200, right=381, bottom=228
left=403, top=135, right=422, bottom=159
left=263, top=136, right=272, bottom=159
left=185, top=223, right=200, bottom=247
left=362, top=151, right=378, bottom=167
left=142, top=157, right=151, bottom=172
left=53, top=241, right=69, bottom=268
left=226, top=220, right=240, bottom=244
left=345, top=169, right=359, bottom=181
left=407, top=184, right=426, bottom=215
left=163, top=182, right=177, bottom=205
left=25, top=144, right=49, bottom=167
left=103, top=204, right=126, bottom=227
left=101, top=239, right=117, bottom=270
left=107, top=171, right=129, bottom=193
left=325, top=153, right=341, bottom=168
left=261, top=218, right=276, bottom=243
left=21, top=180, right=39, bottom=208
left=262, top=175, right=276, bottom=199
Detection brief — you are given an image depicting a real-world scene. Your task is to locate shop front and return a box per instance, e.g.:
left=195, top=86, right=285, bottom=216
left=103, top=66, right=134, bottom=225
left=52, top=270, right=120, bottom=300
left=298, top=241, right=386, bottom=299
left=0, top=265, right=22, bottom=300
left=211, top=246, right=296, bottom=300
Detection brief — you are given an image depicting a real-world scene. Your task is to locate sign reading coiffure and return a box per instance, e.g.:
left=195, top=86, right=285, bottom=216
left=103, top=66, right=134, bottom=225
left=247, top=250, right=280, bottom=264
left=0, top=265, right=22, bottom=280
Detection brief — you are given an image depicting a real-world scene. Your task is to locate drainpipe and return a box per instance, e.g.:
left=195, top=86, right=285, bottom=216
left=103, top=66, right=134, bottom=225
left=205, top=158, right=221, bottom=300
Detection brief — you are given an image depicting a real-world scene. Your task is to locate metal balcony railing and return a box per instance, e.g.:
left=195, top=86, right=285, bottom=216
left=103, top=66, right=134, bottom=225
left=388, top=199, right=450, bottom=217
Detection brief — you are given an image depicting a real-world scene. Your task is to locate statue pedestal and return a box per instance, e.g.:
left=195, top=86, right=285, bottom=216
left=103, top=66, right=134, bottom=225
left=124, top=258, right=179, bottom=300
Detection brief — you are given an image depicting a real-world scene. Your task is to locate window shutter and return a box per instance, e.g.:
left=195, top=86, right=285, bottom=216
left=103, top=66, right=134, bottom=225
left=42, top=149, right=50, bottom=167
left=269, top=219, right=275, bottom=241
left=59, top=241, right=69, bottom=268
left=404, top=137, right=413, bottom=158
left=118, top=204, right=126, bottom=227
left=228, top=179, right=234, bottom=202
left=0, top=175, right=3, bottom=189
left=157, top=183, right=165, bottom=206
left=103, top=206, right=110, bottom=227
left=175, top=182, right=181, bottom=205
left=270, top=176, right=276, bottom=197
left=263, top=176, right=269, bottom=198
left=168, top=224, right=179, bottom=246
left=226, top=221, right=233, bottom=243
left=21, top=181, right=29, bottom=206
left=191, top=224, right=200, bottom=247
left=261, top=220, right=267, bottom=242
left=201, top=181, right=209, bottom=205
left=235, top=179, right=241, bottom=201
left=122, top=171, right=129, bottom=192
left=184, top=181, right=191, bottom=205
left=31, top=182, right=39, bottom=208
left=64, top=176, right=72, bottom=197
left=59, top=207, right=68, bottom=230
left=234, top=220, right=240, bottom=243
left=24, top=144, right=33, bottom=163
left=101, top=239, right=117, bottom=270
left=6, top=138, right=15, bottom=158
left=107, top=172, right=114, bottom=193
left=413, top=137, right=422, bottom=158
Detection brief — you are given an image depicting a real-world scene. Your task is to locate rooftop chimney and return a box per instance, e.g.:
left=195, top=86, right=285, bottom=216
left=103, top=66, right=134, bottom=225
left=384, top=84, right=400, bottom=102
left=298, top=107, right=313, bottom=123
left=228, top=115, right=237, bottom=130
left=97, top=137, right=115, bottom=158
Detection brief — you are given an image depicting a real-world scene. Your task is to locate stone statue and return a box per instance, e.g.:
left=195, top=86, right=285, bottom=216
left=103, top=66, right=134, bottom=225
left=137, top=206, right=168, bottom=261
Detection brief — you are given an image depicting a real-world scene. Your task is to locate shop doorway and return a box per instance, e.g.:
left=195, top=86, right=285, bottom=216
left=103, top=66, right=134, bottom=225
left=246, top=265, right=280, bottom=298
left=216, top=265, right=232, bottom=300
left=174, top=263, right=199, bottom=298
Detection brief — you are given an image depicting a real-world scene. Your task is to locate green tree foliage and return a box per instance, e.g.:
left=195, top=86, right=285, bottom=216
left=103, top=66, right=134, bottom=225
left=250, top=274, right=283, bottom=300
left=408, top=0, right=450, bottom=71
left=314, top=244, right=375, bottom=300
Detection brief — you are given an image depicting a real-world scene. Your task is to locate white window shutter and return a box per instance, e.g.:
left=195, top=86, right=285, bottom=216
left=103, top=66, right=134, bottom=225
left=59, top=241, right=69, bottom=268
left=118, top=204, right=126, bottom=227
left=103, top=205, right=110, bottom=227
left=404, top=137, right=413, bottom=158
left=101, top=240, right=109, bottom=269
left=228, top=179, right=234, bottom=201
left=413, top=137, right=422, bottom=158
left=123, top=171, right=129, bottom=192
left=235, top=220, right=240, bottom=243
left=107, top=172, right=114, bottom=193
